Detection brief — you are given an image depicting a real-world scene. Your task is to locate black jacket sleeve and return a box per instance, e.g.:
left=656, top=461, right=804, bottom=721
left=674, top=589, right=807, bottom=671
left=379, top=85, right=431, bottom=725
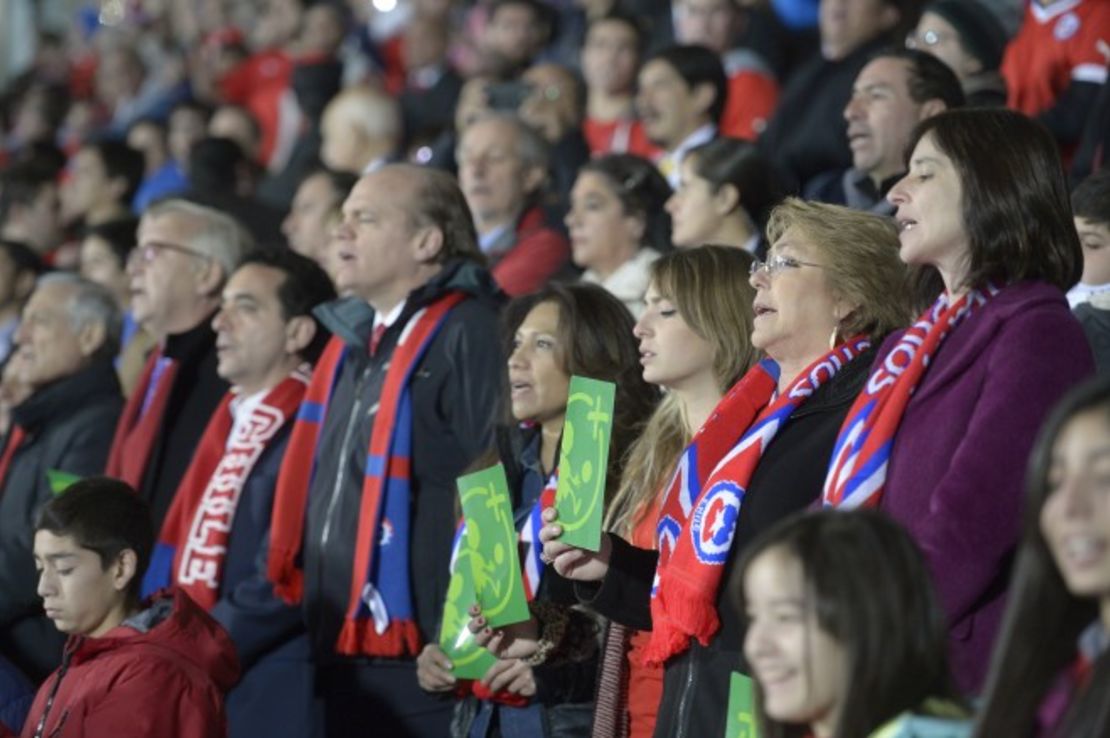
left=573, top=534, right=657, bottom=631
left=1038, top=79, right=1102, bottom=146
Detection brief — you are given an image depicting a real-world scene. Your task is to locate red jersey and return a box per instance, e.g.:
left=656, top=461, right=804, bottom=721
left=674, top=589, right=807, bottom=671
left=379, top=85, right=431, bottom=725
left=1002, top=0, right=1110, bottom=115
left=582, top=117, right=661, bottom=159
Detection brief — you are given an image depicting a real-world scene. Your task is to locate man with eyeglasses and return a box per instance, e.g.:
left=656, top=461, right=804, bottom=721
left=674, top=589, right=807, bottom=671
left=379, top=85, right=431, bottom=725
left=457, top=111, right=569, bottom=296
left=805, top=48, right=964, bottom=214
left=906, top=0, right=1009, bottom=107
left=106, top=199, right=250, bottom=530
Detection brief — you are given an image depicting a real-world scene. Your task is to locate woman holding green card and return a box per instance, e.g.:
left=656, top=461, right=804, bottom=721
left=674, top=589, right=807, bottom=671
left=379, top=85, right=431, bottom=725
left=535, top=200, right=911, bottom=738
left=417, top=282, right=658, bottom=738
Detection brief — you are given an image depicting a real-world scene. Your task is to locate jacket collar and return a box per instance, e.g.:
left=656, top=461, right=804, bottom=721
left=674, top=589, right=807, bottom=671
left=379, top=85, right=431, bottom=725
left=314, top=258, right=503, bottom=348
left=163, top=312, right=219, bottom=362
left=13, top=359, right=121, bottom=432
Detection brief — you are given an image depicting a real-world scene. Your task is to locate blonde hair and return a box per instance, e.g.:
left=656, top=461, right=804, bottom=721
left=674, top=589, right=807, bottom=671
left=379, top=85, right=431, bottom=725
left=604, top=245, right=758, bottom=538
left=765, top=198, right=910, bottom=341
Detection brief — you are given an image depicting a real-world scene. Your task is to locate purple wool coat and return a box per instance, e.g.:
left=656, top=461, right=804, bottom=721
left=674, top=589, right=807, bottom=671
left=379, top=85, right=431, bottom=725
left=878, top=281, right=1094, bottom=696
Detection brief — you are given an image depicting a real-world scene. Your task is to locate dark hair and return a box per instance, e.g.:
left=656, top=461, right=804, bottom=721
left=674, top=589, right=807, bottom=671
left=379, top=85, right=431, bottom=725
left=0, top=161, right=55, bottom=224
left=0, top=239, right=45, bottom=278
left=733, top=509, right=961, bottom=738
left=686, top=137, right=783, bottom=231
left=238, top=249, right=337, bottom=364
left=580, top=153, right=673, bottom=254
left=187, top=136, right=250, bottom=195
left=81, top=217, right=138, bottom=268
left=1072, top=170, right=1110, bottom=227
left=906, top=108, right=1082, bottom=292
left=501, top=282, right=660, bottom=499
left=309, top=167, right=359, bottom=210
left=35, top=477, right=154, bottom=608
left=488, top=0, right=555, bottom=44
left=973, top=375, right=1110, bottom=738
left=169, top=99, right=213, bottom=123
left=875, top=46, right=965, bottom=109
left=407, top=165, right=485, bottom=265
left=83, top=139, right=146, bottom=206
left=645, top=44, right=729, bottom=124
left=586, top=8, right=646, bottom=56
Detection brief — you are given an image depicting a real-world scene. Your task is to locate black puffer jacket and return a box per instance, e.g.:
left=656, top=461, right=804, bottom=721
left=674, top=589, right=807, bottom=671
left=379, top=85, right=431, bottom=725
left=576, top=348, right=877, bottom=738
left=303, top=259, right=506, bottom=660
left=0, top=359, right=123, bottom=681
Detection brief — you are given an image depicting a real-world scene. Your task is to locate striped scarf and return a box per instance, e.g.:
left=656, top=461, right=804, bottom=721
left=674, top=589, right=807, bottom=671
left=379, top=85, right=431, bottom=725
left=822, top=288, right=996, bottom=510
left=142, top=369, right=309, bottom=608
left=646, top=339, right=871, bottom=666
left=268, top=292, right=464, bottom=657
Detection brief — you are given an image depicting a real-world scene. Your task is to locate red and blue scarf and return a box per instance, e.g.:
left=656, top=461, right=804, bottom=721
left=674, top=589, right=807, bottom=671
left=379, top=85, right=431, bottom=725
left=822, top=288, right=996, bottom=510
left=268, top=292, right=465, bottom=657
left=645, top=339, right=871, bottom=666
left=142, top=369, right=310, bottom=608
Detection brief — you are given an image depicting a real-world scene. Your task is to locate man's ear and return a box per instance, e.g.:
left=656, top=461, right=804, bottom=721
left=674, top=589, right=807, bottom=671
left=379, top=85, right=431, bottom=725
left=523, top=165, right=546, bottom=196
left=713, top=182, right=740, bottom=216
left=77, top=319, right=107, bottom=358
left=284, top=315, right=316, bottom=356
left=692, top=81, right=718, bottom=121
left=194, top=259, right=225, bottom=297
left=918, top=98, right=946, bottom=121
left=412, top=225, right=445, bottom=264
left=107, top=175, right=129, bottom=206
left=112, top=548, right=139, bottom=594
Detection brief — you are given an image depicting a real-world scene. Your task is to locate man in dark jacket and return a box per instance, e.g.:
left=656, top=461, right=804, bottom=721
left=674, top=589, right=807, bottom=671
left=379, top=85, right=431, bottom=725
left=759, top=0, right=907, bottom=192
left=106, top=199, right=249, bottom=528
left=269, top=164, right=503, bottom=737
left=0, top=274, right=125, bottom=682
left=143, top=250, right=335, bottom=738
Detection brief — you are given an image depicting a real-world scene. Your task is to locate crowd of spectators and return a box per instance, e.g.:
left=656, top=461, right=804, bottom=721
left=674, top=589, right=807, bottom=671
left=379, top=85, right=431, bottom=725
left=0, top=0, right=1109, bottom=736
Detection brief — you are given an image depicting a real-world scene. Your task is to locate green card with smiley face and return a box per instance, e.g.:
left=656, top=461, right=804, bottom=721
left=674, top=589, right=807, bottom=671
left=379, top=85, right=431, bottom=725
left=438, top=526, right=498, bottom=680
left=725, top=672, right=761, bottom=738
left=554, top=376, right=615, bottom=552
left=457, top=464, right=530, bottom=628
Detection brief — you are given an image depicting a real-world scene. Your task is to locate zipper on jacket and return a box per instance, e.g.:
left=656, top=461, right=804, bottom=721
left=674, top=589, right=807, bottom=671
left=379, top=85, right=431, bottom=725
left=673, top=653, right=698, bottom=738
left=33, top=644, right=73, bottom=738
left=318, top=364, right=374, bottom=582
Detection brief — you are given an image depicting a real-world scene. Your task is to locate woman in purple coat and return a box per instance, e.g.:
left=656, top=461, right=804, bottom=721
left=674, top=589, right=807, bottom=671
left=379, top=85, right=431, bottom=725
left=823, top=108, right=1095, bottom=696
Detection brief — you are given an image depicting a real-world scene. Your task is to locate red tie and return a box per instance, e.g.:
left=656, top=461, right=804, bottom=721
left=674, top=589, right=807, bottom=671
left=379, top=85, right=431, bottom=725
left=0, top=425, right=26, bottom=492
left=369, top=324, right=387, bottom=357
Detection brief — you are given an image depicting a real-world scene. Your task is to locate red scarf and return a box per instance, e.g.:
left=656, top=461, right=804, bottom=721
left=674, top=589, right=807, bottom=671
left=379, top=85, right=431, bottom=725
left=268, top=292, right=465, bottom=657
left=822, top=288, right=997, bottom=510
left=105, top=350, right=178, bottom=488
left=0, top=426, right=26, bottom=495
left=145, top=369, right=310, bottom=610
left=646, top=340, right=871, bottom=666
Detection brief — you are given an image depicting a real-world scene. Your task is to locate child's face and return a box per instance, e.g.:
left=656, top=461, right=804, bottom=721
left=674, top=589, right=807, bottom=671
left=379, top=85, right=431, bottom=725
left=33, top=530, right=131, bottom=638
left=743, top=546, right=847, bottom=738
left=1075, top=217, right=1110, bottom=286
left=1041, top=409, right=1110, bottom=607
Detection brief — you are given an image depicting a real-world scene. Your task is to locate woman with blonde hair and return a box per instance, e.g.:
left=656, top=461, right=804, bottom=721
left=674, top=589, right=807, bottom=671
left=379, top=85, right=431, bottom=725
left=534, top=199, right=911, bottom=738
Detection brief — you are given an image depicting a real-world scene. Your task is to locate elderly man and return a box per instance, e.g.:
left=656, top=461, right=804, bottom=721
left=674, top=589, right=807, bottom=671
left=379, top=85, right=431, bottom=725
left=319, top=86, right=403, bottom=176
left=144, top=249, right=334, bottom=738
left=806, top=48, right=965, bottom=213
left=268, top=164, right=503, bottom=737
left=457, top=112, right=569, bottom=296
left=106, top=199, right=249, bottom=528
left=0, top=274, right=124, bottom=681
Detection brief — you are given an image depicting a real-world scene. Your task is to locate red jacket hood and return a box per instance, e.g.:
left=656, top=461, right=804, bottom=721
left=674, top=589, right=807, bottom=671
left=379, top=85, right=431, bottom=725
left=68, top=587, right=240, bottom=691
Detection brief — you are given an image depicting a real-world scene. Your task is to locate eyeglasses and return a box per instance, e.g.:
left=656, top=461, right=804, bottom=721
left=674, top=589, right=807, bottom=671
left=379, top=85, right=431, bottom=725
left=905, top=29, right=953, bottom=49
left=749, top=254, right=826, bottom=277
left=132, top=241, right=211, bottom=264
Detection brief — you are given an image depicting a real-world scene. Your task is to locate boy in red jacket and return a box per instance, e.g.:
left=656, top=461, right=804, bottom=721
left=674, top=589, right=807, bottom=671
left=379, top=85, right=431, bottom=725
left=22, top=477, right=239, bottom=738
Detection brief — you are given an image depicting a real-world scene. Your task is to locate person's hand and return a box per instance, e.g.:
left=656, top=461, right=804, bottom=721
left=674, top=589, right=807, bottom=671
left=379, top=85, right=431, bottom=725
left=467, top=604, right=540, bottom=659
left=539, top=507, right=612, bottom=581
left=480, top=659, right=537, bottom=697
left=416, top=643, right=456, bottom=692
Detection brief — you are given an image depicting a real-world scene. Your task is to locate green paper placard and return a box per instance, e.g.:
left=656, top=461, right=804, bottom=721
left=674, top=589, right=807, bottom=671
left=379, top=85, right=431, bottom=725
left=438, top=529, right=498, bottom=680
left=46, top=470, right=82, bottom=496
left=554, top=375, right=615, bottom=551
left=457, top=464, right=530, bottom=628
left=725, top=672, right=761, bottom=738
